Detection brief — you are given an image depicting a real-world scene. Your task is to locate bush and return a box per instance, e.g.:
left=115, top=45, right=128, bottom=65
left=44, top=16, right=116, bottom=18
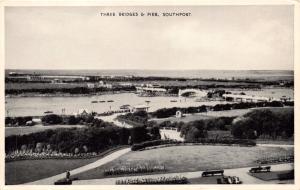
left=42, top=114, right=63, bottom=125
left=131, top=140, right=178, bottom=151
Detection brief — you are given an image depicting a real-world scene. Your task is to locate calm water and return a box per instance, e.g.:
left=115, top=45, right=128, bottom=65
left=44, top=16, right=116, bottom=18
left=6, top=69, right=294, bottom=81
left=5, top=93, right=225, bottom=117
left=5, top=88, right=293, bottom=117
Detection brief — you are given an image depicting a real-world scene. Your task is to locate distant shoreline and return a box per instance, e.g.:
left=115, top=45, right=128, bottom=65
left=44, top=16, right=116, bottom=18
left=5, top=90, right=136, bottom=98
left=5, top=69, right=294, bottom=81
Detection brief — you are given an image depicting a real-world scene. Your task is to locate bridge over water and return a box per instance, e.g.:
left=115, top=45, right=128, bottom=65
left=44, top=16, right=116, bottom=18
left=178, top=89, right=208, bottom=97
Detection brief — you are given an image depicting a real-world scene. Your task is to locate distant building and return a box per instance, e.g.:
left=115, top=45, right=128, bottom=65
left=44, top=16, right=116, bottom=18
left=119, top=82, right=133, bottom=87
left=98, top=81, right=113, bottom=88
left=7, top=73, right=89, bottom=82
left=178, top=89, right=207, bottom=97
left=222, top=94, right=271, bottom=103
left=131, top=105, right=150, bottom=113
left=76, top=109, right=91, bottom=116
left=87, top=83, right=96, bottom=88
left=51, top=79, right=64, bottom=84
left=176, top=110, right=183, bottom=118
left=136, top=84, right=167, bottom=96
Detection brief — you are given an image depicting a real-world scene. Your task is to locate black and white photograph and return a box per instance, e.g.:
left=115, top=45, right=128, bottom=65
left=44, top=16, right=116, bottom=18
left=1, top=1, right=298, bottom=188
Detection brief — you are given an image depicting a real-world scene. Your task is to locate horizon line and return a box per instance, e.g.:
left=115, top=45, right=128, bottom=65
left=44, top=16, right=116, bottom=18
left=5, top=68, right=294, bottom=71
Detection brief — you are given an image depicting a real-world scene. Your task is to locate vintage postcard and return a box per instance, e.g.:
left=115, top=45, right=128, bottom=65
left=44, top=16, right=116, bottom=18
left=0, top=0, right=299, bottom=190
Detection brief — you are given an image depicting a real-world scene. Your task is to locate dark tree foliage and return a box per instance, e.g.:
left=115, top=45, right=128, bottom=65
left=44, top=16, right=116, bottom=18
left=5, top=124, right=133, bottom=153
left=5, top=116, right=33, bottom=126
left=41, top=114, right=63, bottom=125
left=231, top=109, right=294, bottom=139
left=117, top=111, right=149, bottom=125
left=175, top=117, right=234, bottom=141
left=130, top=126, right=151, bottom=144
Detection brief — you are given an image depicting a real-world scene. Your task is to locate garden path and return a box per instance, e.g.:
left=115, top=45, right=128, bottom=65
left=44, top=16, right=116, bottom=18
left=72, top=163, right=293, bottom=185
left=25, top=148, right=131, bottom=185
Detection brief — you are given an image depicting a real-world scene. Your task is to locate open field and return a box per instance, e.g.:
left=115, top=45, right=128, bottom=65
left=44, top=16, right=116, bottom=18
left=151, top=114, right=214, bottom=124
left=203, top=106, right=293, bottom=118
left=73, top=145, right=293, bottom=180
left=5, top=124, right=86, bottom=137
left=154, top=107, right=294, bottom=123
left=5, top=157, right=99, bottom=185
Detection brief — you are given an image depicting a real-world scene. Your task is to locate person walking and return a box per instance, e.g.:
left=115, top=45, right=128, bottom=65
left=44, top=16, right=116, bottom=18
left=66, top=170, right=71, bottom=182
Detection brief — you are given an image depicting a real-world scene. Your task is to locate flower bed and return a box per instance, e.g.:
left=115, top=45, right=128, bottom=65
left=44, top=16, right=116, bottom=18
left=5, top=146, right=128, bottom=162
left=131, top=139, right=256, bottom=151
left=104, top=164, right=166, bottom=176
left=116, top=176, right=188, bottom=184
left=255, top=155, right=294, bottom=165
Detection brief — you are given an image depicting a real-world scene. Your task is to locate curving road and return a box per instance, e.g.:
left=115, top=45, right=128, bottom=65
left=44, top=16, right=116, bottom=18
left=25, top=148, right=131, bottom=185
left=72, top=163, right=294, bottom=185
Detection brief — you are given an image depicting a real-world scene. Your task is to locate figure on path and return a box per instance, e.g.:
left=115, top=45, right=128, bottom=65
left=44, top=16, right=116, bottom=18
left=66, top=170, right=71, bottom=181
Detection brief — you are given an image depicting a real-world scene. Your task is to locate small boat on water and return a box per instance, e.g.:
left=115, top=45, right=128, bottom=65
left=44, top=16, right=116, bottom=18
left=107, top=100, right=114, bottom=102
left=44, top=111, right=53, bottom=114
left=145, top=100, right=151, bottom=103
left=91, top=100, right=98, bottom=103
left=99, top=100, right=106, bottom=103
left=170, top=100, right=177, bottom=102
left=120, top=104, right=130, bottom=109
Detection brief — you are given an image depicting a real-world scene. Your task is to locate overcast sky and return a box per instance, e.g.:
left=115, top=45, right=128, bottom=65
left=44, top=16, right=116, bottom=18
left=5, top=6, right=293, bottom=70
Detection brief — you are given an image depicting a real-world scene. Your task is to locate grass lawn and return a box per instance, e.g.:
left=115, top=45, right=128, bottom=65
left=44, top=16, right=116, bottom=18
left=5, top=157, right=99, bottom=185
left=73, top=145, right=293, bottom=181
left=249, top=170, right=294, bottom=181
left=151, top=107, right=293, bottom=124
left=151, top=114, right=213, bottom=124
left=255, top=140, right=294, bottom=145
left=5, top=124, right=86, bottom=137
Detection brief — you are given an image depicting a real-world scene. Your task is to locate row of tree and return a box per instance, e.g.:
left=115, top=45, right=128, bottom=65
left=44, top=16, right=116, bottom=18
left=150, top=101, right=291, bottom=119
left=179, top=117, right=234, bottom=141
left=117, top=111, right=149, bottom=126
left=6, top=86, right=136, bottom=95
left=5, top=120, right=161, bottom=154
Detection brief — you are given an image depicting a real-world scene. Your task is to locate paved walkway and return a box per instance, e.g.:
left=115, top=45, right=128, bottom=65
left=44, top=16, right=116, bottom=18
left=72, top=163, right=293, bottom=185
left=160, top=129, right=184, bottom=141
left=26, top=148, right=131, bottom=185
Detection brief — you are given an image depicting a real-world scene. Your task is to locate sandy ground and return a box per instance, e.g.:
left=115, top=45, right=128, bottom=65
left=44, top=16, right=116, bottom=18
left=96, top=114, right=133, bottom=128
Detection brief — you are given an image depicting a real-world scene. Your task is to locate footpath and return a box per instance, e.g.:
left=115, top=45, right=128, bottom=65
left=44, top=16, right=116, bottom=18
left=26, top=148, right=131, bottom=185
left=72, top=163, right=293, bottom=185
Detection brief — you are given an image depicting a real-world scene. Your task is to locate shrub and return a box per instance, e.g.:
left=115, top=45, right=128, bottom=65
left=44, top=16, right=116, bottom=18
left=41, top=114, right=63, bottom=125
